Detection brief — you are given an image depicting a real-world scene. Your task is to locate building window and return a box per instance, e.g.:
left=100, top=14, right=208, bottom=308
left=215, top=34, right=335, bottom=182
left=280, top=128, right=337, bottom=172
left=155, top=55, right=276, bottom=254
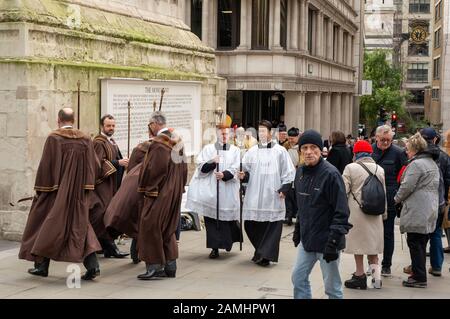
left=394, top=20, right=402, bottom=35
left=251, top=0, right=269, bottom=49
left=408, top=43, right=429, bottom=56
left=407, top=63, right=428, bottom=83
left=434, top=28, right=441, bottom=49
left=409, top=0, right=430, bottom=13
left=433, top=57, right=440, bottom=79
left=435, top=1, right=442, bottom=21
left=308, top=9, right=314, bottom=54
left=217, top=0, right=240, bottom=50
left=432, top=89, right=440, bottom=100
left=409, top=90, right=425, bottom=104
left=191, top=0, right=202, bottom=39
left=280, top=0, right=288, bottom=49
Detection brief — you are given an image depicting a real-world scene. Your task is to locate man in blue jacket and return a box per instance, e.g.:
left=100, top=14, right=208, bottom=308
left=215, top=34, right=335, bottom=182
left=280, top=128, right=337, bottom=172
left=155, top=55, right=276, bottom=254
left=371, top=125, right=407, bottom=276
left=292, top=130, right=352, bottom=299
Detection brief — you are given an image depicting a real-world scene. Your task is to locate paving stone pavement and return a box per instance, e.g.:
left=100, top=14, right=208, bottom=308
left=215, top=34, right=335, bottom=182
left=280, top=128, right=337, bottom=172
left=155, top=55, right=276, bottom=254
left=1, top=225, right=450, bottom=299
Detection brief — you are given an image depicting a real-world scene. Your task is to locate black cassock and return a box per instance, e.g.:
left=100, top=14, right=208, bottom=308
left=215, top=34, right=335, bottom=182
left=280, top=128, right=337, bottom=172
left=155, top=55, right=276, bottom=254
left=244, top=220, right=283, bottom=262
left=204, top=216, right=241, bottom=251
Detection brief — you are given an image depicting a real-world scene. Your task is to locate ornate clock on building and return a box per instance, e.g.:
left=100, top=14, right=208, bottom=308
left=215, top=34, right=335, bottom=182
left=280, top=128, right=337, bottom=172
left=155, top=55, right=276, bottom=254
left=411, top=26, right=427, bottom=44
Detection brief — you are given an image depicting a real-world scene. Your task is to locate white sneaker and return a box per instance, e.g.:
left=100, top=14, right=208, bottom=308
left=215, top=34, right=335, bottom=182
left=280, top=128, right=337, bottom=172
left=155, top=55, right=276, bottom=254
left=372, top=278, right=382, bottom=289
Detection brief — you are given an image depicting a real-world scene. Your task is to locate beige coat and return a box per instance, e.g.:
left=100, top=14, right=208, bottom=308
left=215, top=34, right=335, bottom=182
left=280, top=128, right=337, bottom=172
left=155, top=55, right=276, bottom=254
left=342, top=156, right=387, bottom=255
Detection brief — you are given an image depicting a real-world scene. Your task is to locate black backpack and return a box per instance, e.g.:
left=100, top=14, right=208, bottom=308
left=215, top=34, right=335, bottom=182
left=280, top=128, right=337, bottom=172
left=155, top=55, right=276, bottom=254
left=350, top=162, right=386, bottom=215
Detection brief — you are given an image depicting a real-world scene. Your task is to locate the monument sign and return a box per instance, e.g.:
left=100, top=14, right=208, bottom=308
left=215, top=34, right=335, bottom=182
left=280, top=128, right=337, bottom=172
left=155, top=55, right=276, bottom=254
left=101, top=78, right=202, bottom=156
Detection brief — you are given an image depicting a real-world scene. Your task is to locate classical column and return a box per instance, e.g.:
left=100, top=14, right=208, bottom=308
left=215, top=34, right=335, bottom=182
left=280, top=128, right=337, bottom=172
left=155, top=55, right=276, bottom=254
left=201, top=0, right=209, bottom=45
left=321, top=92, right=332, bottom=139
left=285, top=91, right=306, bottom=131
left=338, top=27, right=344, bottom=64
left=348, top=35, right=353, bottom=66
left=237, top=0, right=248, bottom=50
left=272, top=0, right=282, bottom=49
left=313, top=92, right=321, bottom=132
left=332, top=93, right=342, bottom=132
left=301, top=0, right=309, bottom=52
left=290, top=0, right=299, bottom=50
left=341, top=93, right=349, bottom=134
left=348, top=93, right=354, bottom=135
left=317, top=12, right=324, bottom=58
left=327, top=19, right=333, bottom=60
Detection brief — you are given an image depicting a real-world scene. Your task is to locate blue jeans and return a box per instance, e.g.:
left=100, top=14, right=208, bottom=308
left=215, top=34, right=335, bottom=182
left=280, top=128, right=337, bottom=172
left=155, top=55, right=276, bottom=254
left=292, top=244, right=343, bottom=299
left=429, top=208, right=445, bottom=271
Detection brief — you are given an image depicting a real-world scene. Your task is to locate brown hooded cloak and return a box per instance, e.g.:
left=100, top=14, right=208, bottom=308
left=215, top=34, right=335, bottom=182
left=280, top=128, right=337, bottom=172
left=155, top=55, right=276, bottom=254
left=137, top=133, right=187, bottom=265
left=19, top=128, right=101, bottom=263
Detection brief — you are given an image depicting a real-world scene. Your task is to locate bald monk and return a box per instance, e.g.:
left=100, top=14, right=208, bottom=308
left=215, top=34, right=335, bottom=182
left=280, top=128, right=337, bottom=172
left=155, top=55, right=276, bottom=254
left=19, top=108, right=101, bottom=280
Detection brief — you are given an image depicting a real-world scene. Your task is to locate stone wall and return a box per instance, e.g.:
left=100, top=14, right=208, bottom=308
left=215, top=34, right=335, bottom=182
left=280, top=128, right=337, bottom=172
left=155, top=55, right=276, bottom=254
left=0, top=0, right=226, bottom=240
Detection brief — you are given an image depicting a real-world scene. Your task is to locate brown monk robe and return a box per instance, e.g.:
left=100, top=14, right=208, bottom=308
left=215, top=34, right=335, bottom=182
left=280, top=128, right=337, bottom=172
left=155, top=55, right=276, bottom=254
left=19, top=108, right=101, bottom=280
left=137, top=130, right=187, bottom=279
left=89, top=119, right=129, bottom=258
left=103, top=140, right=152, bottom=263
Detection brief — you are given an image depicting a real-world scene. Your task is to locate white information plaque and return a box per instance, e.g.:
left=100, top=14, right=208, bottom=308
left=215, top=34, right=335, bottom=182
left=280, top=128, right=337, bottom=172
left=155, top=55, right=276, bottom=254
left=101, top=78, right=202, bottom=157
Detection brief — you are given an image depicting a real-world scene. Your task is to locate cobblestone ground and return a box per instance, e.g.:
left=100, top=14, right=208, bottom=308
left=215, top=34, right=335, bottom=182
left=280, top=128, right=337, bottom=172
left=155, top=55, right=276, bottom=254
left=1, top=225, right=449, bottom=299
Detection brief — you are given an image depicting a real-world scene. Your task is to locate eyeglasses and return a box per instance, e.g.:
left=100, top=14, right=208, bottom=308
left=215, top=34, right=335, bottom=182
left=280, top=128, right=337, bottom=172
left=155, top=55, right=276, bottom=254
left=379, top=138, right=392, bottom=144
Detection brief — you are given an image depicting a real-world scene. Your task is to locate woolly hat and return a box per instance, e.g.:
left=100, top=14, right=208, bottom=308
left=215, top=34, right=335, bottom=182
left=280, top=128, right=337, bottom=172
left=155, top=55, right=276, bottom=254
left=298, top=129, right=323, bottom=150
left=353, top=140, right=373, bottom=154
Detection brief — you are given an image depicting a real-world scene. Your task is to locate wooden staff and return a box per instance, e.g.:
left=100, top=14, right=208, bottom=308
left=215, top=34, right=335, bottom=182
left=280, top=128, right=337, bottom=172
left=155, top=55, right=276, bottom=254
left=153, top=100, right=156, bottom=112
left=159, top=88, right=165, bottom=111
left=127, top=100, right=131, bottom=158
left=77, top=80, right=81, bottom=129
left=239, top=160, right=243, bottom=251
left=216, top=147, right=220, bottom=230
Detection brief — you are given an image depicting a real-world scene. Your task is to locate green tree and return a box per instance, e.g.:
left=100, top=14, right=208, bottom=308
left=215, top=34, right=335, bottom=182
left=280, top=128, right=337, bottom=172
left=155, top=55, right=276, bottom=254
left=360, top=50, right=409, bottom=128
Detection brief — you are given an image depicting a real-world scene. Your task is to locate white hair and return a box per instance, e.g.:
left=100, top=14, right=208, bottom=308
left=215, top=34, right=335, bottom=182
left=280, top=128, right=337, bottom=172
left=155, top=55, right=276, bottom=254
left=376, top=125, right=394, bottom=137
left=150, top=111, right=166, bottom=125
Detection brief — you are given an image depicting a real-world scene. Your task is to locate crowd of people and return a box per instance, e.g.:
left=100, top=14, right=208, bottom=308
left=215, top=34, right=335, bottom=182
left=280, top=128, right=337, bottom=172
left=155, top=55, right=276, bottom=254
left=18, top=107, right=450, bottom=299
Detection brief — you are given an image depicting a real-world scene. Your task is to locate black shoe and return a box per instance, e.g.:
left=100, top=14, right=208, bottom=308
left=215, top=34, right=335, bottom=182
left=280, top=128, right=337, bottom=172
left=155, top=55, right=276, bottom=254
left=130, top=238, right=140, bottom=264
left=81, top=268, right=100, bottom=280
left=251, top=253, right=260, bottom=263
left=402, top=277, right=427, bottom=288
left=155, top=260, right=177, bottom=278
left=137, top=264, right=163, bottom=280
left=209, top=249, right=219, bottom=259
left=28, top=259, right=49, bottom=277
left=256, top=258, right=270, bottom=267
left=284, top=217, right=293, bottom=226
left=344, top=274, right=367, bottom=290
left=381, top=267, right=391, bottom=277
left=103, top=240, right=130, bottom=258
left=426, top=251, right=430, bottom=257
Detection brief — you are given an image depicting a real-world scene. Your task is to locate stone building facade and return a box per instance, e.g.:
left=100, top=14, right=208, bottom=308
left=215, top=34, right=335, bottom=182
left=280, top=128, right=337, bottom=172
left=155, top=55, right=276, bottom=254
left=394, top=0, right=433, bottom=120
left=425, top=0, right=449, bottom=130
left=0, top=0, right=226, bottom=240
left=185, top=0, right=364, bottom=138
left=364, top=0, right=395, bottom=59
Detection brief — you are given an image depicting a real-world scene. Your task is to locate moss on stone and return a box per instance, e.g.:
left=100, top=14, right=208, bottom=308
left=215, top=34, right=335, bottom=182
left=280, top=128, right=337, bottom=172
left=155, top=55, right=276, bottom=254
left=0, top=57, right=208, bottom=81
left=0, top=0, right=213, bottom=54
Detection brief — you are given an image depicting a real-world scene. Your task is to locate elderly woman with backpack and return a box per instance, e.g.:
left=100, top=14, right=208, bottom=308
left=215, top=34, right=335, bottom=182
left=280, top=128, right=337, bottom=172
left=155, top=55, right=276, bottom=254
left=342, top=140, right=387, bottom=290
left=395, top=133, right=440, bottom=288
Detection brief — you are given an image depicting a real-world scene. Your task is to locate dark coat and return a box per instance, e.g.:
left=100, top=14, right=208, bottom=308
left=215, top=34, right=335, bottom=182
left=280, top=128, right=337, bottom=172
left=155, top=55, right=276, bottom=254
left=294, top=158, right=352, bottom=253
left=137, top=133, right=188, bottom=264
left=89, top=134, right=123, bottom=239
left=327, top=143, right=353, bottom=174
left=104, top=140, right=153, bottom=239
left=19, top=128, right=101, bottom=263
left=371, top=143, right=408, bottom=208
